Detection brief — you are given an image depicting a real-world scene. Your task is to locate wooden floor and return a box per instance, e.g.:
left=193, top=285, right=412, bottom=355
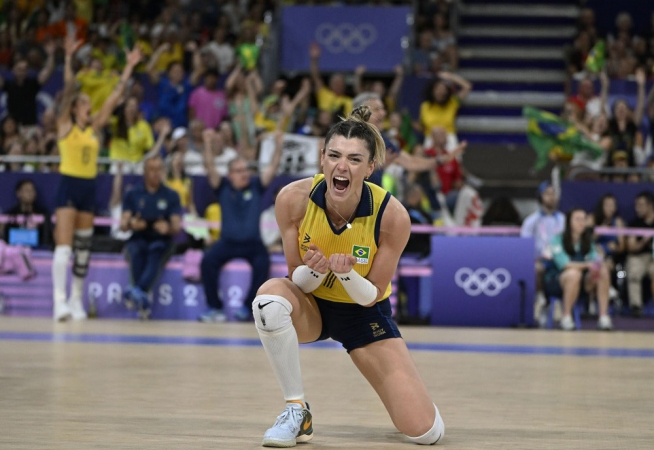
left=0, top=318, right=652, bottom=449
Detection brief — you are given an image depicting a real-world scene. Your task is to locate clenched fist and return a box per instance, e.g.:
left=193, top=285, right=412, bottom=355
left=304, top=243, right=330, bottom=274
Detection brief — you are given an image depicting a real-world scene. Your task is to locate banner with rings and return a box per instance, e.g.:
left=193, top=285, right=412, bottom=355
left=280, top=6, right=411, bottom=73
left=430, top=236, right=535, bottom=327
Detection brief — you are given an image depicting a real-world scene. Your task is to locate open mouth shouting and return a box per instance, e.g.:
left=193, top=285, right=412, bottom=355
left=333, top=175, right=350, bottom=194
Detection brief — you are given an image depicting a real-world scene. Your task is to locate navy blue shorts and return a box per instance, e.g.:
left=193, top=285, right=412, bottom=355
left=312, top=296, right=401, bottom=353
left=55, top=175, right=96, bottom=213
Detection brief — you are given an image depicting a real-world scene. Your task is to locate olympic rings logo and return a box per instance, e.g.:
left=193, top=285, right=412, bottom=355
left=315, top=23, right=378, bottom=54
left=454, top=267, right=512, bottom=297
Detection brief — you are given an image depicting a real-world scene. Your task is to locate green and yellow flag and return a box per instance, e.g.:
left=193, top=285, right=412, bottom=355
left=585, top=40, right=605, bottom=73
left=522, top=107, right=603, bottom=170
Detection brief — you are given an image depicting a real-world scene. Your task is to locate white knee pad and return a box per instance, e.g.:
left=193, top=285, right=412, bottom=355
left=252, top=295, right=293, bottom=332
left=406, top=404, right=445, bottom=445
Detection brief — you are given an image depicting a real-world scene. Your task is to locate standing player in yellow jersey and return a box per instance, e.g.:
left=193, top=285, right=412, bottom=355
left=52, top=33, right=142, bottom=321
left=252, top=106, right=444, bottom=447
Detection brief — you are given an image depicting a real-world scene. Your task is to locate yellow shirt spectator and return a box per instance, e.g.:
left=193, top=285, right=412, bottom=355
left=76, top=69, right=120, bottom=113
left=316, top=86, right=352, bottom=115
left=91, top=48, right=118, bottom=71
left=419, top=96, right=460, bottom=134
left=109, top=119, right=154, bottom=163
left=154, top=43, right=184, bottom=73
left=73, top=0, right=93, bottom=22
left=166, top=177, right=192, bottom=209
left=204, top=202, right=222, bottom=241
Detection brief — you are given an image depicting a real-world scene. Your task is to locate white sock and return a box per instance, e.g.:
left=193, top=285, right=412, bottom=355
left=406, top=404, right=445, bottom=445
left=254, top=295, right=306, bottom=404
left=69, top=276, right=84, bottom=304
left=52, top=245, right=72, bottom=305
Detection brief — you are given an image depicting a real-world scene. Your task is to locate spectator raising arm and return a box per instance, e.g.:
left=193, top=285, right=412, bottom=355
left=387, top=65, right=405, bottom=105
left=203, top=128, right=222, bottom=190
left=225, top=62, right=242, bottom=93
left=146, top=43, right=170, bottom=85
left=143, top=119, right=171, bottom=160
left=438, top=71, right=472, bottom=100
left=245, top=70, right=261, bottom=116
left=353, top=65, right=366, bottom=96
left=92, top=46, right=142, bottom=135
left=278, top=77, right=312, bottom=131
left=309, top=42, right=325, bottom=93
left=187, top=41, right=204, bottom=87
left=599, top=71, right=609, bottom=115
left=261, top=130, right=284, bottom=188
left=633, top=67, right=646, bottom=127
left=37, top=40, right=56, bottom=85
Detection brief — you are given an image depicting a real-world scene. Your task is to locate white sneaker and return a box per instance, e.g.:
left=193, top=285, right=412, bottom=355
left=53, top=302, right=72, bottom=322
left=560, top=315, right=575, bottom=331
left=552, top=301, right=563, bottom=322
left=533, top=293, right=547, bottom=322
left=68, top=299, right=87, bottom=320
left=597, top=315, right=613, bottom=331
left=262, top=401, right=313, bottom=448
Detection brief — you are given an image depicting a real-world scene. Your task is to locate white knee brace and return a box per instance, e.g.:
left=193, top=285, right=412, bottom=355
left=252, top=295, right=293, bottom=332
left=406, top=404, right=445, bottom=445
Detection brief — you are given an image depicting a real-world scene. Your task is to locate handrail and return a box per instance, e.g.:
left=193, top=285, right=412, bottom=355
left=568, top=165, right=653, bottom=180
left=0, top=154, right=321, bottom=170
left=2, top=214, right=654, bottom=237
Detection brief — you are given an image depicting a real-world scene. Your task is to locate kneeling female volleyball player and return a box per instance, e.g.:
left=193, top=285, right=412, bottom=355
left=252, top=106, right=444, bottom=447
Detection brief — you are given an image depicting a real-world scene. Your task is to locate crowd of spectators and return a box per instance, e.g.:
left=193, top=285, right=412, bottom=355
left=564, top=7, right=654, bottom=181
left=0, top=1, right=652, bottom=323
left=568, top=9, right=654, bottom=80
left=0, top=0, right=472, bottom=229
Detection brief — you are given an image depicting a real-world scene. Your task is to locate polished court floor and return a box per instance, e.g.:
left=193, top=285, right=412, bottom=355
left=0, top=317, right=652, bottom=449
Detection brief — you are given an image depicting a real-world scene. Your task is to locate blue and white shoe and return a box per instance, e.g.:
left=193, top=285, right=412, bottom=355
left=198, top=308, right=227, bottom=323
left=131, top=287, right=151, bottom=321
left=262, top=401, right=313, bottom=448
left=123, top=285, right=137, bottom=310
left=233, top=305, right=253, bottom=322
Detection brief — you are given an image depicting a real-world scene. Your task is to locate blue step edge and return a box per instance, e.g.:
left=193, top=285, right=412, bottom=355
left=460, top=16, right=577, bottom=26
left=469, top=82, right=565, bottom=92
left=460, top=59, right=565, bottom=70
left=458, top=37, right=572, bottom=47
left=458, top=106, right=560, bottom=116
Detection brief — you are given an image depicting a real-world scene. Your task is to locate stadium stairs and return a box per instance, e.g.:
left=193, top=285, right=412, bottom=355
left=454, top=0, right=578, bottom=195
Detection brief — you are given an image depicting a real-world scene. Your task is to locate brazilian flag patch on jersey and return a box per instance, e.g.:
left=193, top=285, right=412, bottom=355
left=352, top=245, right=370, bottom=264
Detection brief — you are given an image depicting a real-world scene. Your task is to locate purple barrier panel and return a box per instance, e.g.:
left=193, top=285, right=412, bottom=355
left=0, top=172, right=301, bottom=219
left=430, top=236, right=535, bottom=327
left=84, top=257, right=289, bottom=321
left=559, top=181, right=654, bottom=224
left=0, top=252, right=290, bottom=321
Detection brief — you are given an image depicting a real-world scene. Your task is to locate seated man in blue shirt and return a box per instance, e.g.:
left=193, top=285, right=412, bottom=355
left=199, top=128, right=283, bottom=322
left=119, top=156, right=182, bottom=319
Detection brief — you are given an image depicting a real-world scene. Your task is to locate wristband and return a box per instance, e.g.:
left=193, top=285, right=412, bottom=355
left=291, top=265, right=326, bottom=293
left=333, top=269, right=378, bottom=306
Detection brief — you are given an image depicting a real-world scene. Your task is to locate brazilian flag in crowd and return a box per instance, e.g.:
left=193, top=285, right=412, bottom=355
left=522, top=107, right=603, bottom=170
left=585, top=40, right=605, bottom=73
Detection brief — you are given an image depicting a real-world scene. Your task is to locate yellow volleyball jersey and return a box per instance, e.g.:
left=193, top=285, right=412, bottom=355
left=297, top=174, right=393, bottom=304
left=58, top=125, right=100, bottom=179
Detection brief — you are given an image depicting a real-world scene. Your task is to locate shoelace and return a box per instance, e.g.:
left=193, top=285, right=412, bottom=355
left=273, top=406, right=303, bottom=433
